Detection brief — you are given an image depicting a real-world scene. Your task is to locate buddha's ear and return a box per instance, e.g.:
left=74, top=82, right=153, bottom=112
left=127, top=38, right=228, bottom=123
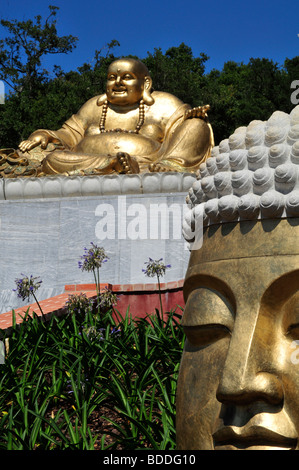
left=97, top=94, right=108, bottom=106
left=143, top=76, right=154, bottom=106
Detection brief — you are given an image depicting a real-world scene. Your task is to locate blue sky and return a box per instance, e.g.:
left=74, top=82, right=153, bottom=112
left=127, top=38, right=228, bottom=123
left=0, top=0, right=298, bottom=77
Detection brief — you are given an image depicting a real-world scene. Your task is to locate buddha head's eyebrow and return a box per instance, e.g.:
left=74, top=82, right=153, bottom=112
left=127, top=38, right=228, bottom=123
left=261, top=270, right=299, bottom=309
left=183, top=274, right=236, bottom=312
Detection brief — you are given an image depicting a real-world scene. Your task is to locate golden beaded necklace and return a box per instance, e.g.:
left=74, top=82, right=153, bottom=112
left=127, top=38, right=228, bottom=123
left=99, top=100, right=145, bottom=134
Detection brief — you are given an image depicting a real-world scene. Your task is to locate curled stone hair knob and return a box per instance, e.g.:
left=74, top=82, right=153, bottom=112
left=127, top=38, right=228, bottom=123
left=265, top=125, right=288, bottom=147
left=290, top=141, right=299, bottom=164
left=211, top=147, right=219, bottom=158
left=187, top=188, right=197, bottom=206
left=218, top=195, right=239, bottom=221
left=245, top=124, right=265, bottom=147
left=253, top=167, right=274, bottom=195
left=219, top=139, right=230, bottom=154
left=269, top=143, right=289, bottom=168
left=247, top=146, right=268, bottom=170
left=231, top=170, right=252, bottom=196
left=260, top=190, right=285, bottom=217
left=274, top=163, right=297, bottom=194
left=192, top=180, right=206, bottom=203
left=198, top=162, right=210, bottom=178
left=206, top=157, right=218, bottom=175
left=238, top=194, right=260, bottom=219
left=185, top=195, right=192, bottom=208
left=194, top=203, right=209, bottom=227
left=204, top=199, right=220, bottom=223
left=290, top=106, right=299, bottom=125
left=267, top=110, right=290, bottom=128
left=228, top=128, right=246, bottom=150
left=286, top=191, right=299, bottom=216
left=216, top=153, right=230, bottom=172
left=287, top=124, right=299, bottom=145
left=214, top=172, right=232, bottom=197
left=201, top=175, right=218, bottom=199
left=229, top=149, right=248, bottom=171
left=182, top=208, right=196, bottom=236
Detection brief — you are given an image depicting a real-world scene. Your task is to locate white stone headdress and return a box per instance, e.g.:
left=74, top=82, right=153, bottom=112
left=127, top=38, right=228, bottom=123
left=183, top=106, right=299, bottom=241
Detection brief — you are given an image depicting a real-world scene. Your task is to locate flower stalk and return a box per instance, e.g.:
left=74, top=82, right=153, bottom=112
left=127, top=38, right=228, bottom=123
left=78, top=242, right=109, bottom=296
left=142, top=258, right=171, bottom=322
left=13, top=274, right=45, bottom=320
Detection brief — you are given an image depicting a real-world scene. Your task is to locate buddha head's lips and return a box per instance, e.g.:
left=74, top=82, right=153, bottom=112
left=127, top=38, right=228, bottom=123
left=112, top=87, right=127, bottom=94
left=213, top=424, right=297, bottom=450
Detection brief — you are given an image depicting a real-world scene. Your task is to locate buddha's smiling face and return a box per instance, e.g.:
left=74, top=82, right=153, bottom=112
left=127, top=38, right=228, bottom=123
left=176, top=219, right=299, bottom=450
left=106, top=59, right=148, bottom=107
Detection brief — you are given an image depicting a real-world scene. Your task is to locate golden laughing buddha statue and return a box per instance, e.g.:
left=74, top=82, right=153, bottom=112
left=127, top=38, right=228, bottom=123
left=177, top=107, right=299, bottom=450
left=18, top=58, right=213, bottom=176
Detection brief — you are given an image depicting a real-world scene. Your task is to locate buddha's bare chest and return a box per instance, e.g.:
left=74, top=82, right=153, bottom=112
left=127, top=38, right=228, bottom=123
left=85, top=109, right=164, bottom=142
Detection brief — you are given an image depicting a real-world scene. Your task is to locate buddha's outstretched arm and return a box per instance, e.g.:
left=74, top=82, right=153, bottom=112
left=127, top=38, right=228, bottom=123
left=18, top=96, right=101, bottom=153
left=19, top=130, right=58, bottom=153
left=19, top=113, right=86, bottom=153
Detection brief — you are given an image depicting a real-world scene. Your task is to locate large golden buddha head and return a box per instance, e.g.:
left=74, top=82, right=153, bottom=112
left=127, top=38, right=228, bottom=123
left=177, top=107, right=299, bottom=450
left=104, top=58, right=153, bottom=107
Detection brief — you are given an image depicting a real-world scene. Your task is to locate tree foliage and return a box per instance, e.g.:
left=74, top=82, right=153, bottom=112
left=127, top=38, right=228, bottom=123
left=0, top=6, right=298, bottom=148
left=143, top=43, right=209, bottom=106
left=0, top=5, right=77, bottom=94
left=198, top=58, right=292, bottom=144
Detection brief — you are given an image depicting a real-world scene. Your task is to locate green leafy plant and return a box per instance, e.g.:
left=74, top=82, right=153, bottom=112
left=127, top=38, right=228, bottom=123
left=2, top=247, right=184, bottom=449
left=0, top=304, right=184, bottom=450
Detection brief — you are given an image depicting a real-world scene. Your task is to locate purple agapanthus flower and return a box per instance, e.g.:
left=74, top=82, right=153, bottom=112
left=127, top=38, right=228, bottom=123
left=65, top=293, right=93, bottom=319
left=13, top=274, right=42, bottom=302
left=142, top=258, right=171, bottom=279
left=97, top=287, right=118, bottom=310
left=82, top=325, right=120, bottom=341
left=78, top=242, right=109, bottom=272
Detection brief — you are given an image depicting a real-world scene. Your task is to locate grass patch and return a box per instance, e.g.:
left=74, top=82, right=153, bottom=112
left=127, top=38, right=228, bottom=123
left=0, top=307, right=184, bottom=450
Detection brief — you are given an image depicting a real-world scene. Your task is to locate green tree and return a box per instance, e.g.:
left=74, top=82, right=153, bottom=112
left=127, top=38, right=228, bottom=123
left=0, top=5, right=78, bottom=96
left=200, top=58, right=289, bottom=144
left=143, top=43, right=209, bottom=107
left=0, top=5, right=80, bottom=146
left=199, top=61, right=248, bottom=144
left=283, top=56, right=299, bottom=111
left=0, top=8, right=121, bottom=147
left=0, top=3, right=298, bottom=151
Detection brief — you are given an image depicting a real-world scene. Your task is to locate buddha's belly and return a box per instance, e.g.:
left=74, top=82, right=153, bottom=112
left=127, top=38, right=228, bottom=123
left=74, top=133, right=160, bottom=156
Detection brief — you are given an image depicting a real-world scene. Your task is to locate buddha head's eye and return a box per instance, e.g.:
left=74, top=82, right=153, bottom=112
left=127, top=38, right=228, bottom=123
left=122, top=73, right=135, bottom=80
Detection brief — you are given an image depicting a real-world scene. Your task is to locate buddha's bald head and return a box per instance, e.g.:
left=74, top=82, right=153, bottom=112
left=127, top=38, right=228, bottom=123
left=106, top=58, right=154, bottom=106
left=108, top=58, right=150, bottom=78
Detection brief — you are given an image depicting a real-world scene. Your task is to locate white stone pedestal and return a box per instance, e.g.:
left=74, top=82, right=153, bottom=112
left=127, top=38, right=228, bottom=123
left=0, top=172, right=196, bottom=313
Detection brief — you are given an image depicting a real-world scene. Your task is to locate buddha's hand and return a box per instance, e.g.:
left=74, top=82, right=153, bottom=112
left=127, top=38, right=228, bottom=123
left=184, top=104, right=210, bottom=121
left=19, top=133, right=51, bottom=153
